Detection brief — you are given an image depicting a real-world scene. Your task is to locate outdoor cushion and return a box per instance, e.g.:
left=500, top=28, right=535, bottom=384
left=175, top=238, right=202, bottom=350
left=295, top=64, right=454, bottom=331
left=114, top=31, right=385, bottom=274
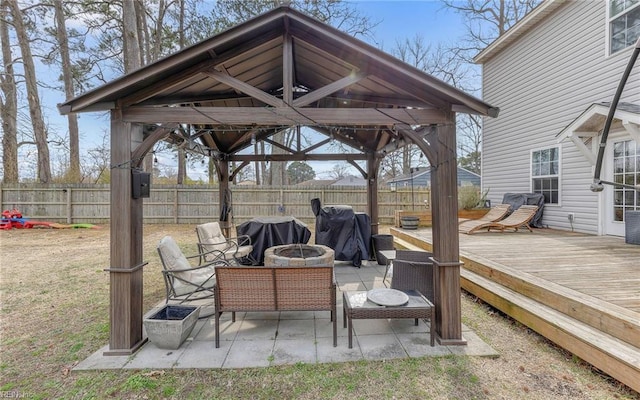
left=196, top=222, right=253, bottom=263
left=158, top=236, right=216, bottom=296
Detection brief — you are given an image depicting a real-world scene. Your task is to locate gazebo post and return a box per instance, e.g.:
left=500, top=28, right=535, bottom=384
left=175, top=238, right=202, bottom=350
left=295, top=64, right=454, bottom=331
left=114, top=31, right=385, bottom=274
left=430, top=114, right=466, bottom=345
left=104, top=108, right=147, bottom=355
left=217, top=158, right=231, bottom=237
left=366, top=152, right=380, bottom=235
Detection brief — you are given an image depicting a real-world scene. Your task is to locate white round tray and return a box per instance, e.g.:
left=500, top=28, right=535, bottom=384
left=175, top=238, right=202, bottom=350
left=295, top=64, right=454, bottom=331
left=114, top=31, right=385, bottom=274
left=367, top=288, right=409, bottom=306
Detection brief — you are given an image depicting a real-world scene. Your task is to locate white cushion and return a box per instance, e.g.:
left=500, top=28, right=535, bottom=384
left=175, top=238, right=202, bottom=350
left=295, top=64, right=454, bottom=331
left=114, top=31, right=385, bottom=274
left=158, top=236, right=215, bottom=296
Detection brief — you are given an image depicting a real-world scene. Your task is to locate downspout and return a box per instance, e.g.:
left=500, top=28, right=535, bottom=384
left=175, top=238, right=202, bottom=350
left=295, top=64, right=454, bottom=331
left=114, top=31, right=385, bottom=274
left=591, top=36, right=640, bottom=192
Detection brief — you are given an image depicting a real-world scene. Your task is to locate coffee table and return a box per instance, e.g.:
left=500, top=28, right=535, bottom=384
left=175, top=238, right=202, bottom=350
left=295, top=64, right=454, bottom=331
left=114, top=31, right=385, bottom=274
left=342, top=289, right=435, bottom=348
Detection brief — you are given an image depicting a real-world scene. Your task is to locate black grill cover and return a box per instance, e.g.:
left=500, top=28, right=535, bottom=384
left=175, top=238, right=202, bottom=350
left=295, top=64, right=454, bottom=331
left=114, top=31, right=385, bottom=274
left=501, top=193, right=545, bottom=228
left=236, top=216, right=311, bottom=264
left=311, top=198, right=370, bottom=267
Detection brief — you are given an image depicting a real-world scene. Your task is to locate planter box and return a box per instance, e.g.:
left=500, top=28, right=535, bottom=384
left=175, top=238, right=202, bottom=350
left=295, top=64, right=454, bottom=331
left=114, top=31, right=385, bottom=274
left=395, top=209, right=490, bottom=228
left=400, top=216, right=419, bottom=230
left=144, top=305, right=200, bottom=349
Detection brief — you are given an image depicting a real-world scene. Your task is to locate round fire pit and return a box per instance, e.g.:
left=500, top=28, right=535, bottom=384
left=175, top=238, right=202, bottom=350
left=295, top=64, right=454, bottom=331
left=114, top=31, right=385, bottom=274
left=264, top=244, right=334, bottom=267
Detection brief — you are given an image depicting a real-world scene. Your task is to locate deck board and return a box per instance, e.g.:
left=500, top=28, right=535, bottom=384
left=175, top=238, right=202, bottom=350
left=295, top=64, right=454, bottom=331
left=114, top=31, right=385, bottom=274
left=409, top=229, right=640, bottom=313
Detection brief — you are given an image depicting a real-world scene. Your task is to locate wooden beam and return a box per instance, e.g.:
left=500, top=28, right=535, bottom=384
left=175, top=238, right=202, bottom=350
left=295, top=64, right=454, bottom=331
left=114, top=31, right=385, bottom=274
left=216, top=159, right=231, bottom=237
left=396, top=125, right=437, bottom=166
left=348, top=159, right=366, bottom=178
left=204, top=70, right=285, bottom=108
left=263, top=137, right=294, bottom=154
left=122, top=106, right=449, bottom=126
left=429, top=111, right=465, bottom=345
left=130, top=124, right=176, bottom=166
left=367, top=153, right=380, bottom=235
left=293, top=71, right=366, bottom=107
left=230, top=160, right=250, bottom=181
left=104, top=109, right=146, bottom=355
left=121, top=60, right=212, bottom=107
left=229, top=153, right=367, bottom=162
left=287, top=17, right=496, bottom=116
left=283, top=26, right=294, bottom=105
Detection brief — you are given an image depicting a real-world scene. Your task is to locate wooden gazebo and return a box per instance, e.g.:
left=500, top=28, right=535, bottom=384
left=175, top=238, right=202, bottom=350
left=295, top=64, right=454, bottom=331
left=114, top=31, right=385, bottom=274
left=58, top=6, right=498, bottom=355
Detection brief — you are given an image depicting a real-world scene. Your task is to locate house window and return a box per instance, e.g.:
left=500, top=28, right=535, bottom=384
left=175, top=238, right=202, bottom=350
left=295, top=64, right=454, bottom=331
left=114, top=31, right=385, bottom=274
left=612, top=139, right=640, bottom=221
left=609, top=0, right=640, bottom=54
left=531, top=147, right=559, bottom=204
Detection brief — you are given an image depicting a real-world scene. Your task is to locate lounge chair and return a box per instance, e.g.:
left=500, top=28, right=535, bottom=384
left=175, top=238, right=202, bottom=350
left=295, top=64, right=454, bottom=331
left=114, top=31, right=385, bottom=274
left=463, top=205, right=539, bottom=234
left=458, top=203, right=512, bottom=234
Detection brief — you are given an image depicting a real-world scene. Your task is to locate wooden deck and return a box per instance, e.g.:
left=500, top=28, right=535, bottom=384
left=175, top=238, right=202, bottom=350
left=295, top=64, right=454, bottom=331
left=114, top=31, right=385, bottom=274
left=390, top=227, right=640, bottom=394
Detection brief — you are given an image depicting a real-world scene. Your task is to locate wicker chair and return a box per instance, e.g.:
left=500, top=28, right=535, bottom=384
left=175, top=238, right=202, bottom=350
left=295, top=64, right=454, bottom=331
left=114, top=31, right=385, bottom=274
left=390, top=249, right=435, bottom=304
left=196, top=222, right=255, bottom=265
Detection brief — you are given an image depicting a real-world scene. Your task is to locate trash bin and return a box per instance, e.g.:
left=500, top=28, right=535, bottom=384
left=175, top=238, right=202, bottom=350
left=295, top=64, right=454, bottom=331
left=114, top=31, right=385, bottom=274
left=625, top=210, right=640, bottom=245
left=372, top=234, right=394, bottom=265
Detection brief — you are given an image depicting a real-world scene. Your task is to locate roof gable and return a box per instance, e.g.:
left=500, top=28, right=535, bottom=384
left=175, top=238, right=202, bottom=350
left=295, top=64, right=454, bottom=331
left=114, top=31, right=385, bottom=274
left=60, top=5, right=496, bottom=117
left=59, top=5, right=498, bottom=159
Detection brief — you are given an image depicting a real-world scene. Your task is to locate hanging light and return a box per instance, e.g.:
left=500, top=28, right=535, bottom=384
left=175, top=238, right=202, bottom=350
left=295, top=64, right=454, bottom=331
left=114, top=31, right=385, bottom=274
left=251, top=133, right=256, bottom=145
left=153, top=151, right=158, bottom=164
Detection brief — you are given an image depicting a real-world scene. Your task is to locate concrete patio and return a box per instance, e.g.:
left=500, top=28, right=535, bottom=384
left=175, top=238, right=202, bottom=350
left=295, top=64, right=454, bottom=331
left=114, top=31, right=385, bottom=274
left=76, top=260, right=497, bottom=370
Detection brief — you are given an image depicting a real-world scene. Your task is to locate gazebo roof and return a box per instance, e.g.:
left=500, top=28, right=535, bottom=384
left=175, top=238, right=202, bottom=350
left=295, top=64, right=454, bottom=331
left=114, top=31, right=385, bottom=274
left=58, top=5, right=497, bottom=157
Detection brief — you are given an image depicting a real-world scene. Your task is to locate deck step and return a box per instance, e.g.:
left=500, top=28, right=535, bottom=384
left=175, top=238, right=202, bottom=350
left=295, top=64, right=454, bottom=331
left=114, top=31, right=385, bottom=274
left=389, top=227, right=640, bottom=393
left=462, top=269, right=640, bottom=394
left=460, top=253, right=640, bottom=350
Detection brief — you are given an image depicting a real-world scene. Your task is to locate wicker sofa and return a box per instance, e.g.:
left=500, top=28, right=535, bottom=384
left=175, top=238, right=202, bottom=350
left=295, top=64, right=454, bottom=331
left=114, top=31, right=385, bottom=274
left=213, top=265, right=337, bottom=348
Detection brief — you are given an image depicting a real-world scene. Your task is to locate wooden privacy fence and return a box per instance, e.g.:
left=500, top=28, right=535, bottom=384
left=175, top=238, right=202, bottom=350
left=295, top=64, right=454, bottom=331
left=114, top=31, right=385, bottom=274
left=0, top=184, right=430, bottom=226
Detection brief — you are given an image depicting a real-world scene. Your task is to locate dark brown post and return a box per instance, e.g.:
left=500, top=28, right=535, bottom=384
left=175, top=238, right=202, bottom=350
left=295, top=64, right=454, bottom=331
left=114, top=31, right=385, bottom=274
left=430, top=113, right=465, bottom=345
left=104, top=108, right=146, bottom=355
left=366, top=152, right=379, bottom=235
left=217, top=158, right=231, bottom=237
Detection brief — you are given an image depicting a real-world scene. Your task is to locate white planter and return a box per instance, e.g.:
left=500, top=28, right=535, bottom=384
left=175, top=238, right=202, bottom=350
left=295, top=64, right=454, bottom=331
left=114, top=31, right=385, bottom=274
left=143, top=305, right=200, bottom=349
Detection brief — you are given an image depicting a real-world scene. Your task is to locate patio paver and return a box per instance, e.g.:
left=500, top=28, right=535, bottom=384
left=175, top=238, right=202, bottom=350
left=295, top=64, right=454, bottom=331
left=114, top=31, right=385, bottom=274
left=74, top=261, right=497, bottom=371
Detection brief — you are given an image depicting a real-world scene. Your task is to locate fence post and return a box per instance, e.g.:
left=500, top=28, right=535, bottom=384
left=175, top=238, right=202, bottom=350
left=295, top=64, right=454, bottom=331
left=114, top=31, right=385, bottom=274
left=174, top=188, right=178, bottom=224
left=66, top=188, right=72, bottom=224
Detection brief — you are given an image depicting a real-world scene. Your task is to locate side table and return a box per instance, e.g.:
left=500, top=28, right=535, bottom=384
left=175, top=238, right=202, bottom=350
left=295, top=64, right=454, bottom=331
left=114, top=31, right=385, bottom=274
left=342, top=289, right=435, bottom=348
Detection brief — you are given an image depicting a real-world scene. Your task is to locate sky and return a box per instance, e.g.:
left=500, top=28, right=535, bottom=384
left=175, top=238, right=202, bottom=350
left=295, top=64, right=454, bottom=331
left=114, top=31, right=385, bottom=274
left=36, top=1, right=468, bottom=181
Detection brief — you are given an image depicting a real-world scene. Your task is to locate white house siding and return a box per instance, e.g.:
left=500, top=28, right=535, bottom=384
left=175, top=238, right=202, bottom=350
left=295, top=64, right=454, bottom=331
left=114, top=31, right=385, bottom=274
left=480, top=0, right=640, bottom=235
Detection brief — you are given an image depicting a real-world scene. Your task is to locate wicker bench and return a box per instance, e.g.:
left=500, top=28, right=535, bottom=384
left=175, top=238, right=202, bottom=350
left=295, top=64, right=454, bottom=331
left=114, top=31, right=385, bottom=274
left=213, top=265, right=337, bottom=348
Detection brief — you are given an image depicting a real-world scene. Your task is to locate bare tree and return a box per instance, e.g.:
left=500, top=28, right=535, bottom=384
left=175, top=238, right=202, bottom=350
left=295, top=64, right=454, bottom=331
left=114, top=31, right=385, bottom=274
left=7, top=0, right=51, bottom=182
left=442, top=0, right=541, bottom=53
left=327, top=163, right=350, bottom=180
left=0, top=0, right=18, bottom=183
left=52, top=0, right=80, bottom=182
left=391, top=36, right=437, bottom=175
left=122, top=0, right=142, bottom=72
left=85, top=132, right=111, bottom=183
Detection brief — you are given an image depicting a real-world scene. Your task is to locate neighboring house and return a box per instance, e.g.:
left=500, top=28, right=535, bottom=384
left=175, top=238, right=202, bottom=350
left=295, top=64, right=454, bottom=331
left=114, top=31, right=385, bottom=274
left=296, top=179, right=338, bottom=186
left=331, top=175, right=367, bottom=186
left=386, top=167, right=481, bottom=188
left=475, top=0, right=640, bottom=236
